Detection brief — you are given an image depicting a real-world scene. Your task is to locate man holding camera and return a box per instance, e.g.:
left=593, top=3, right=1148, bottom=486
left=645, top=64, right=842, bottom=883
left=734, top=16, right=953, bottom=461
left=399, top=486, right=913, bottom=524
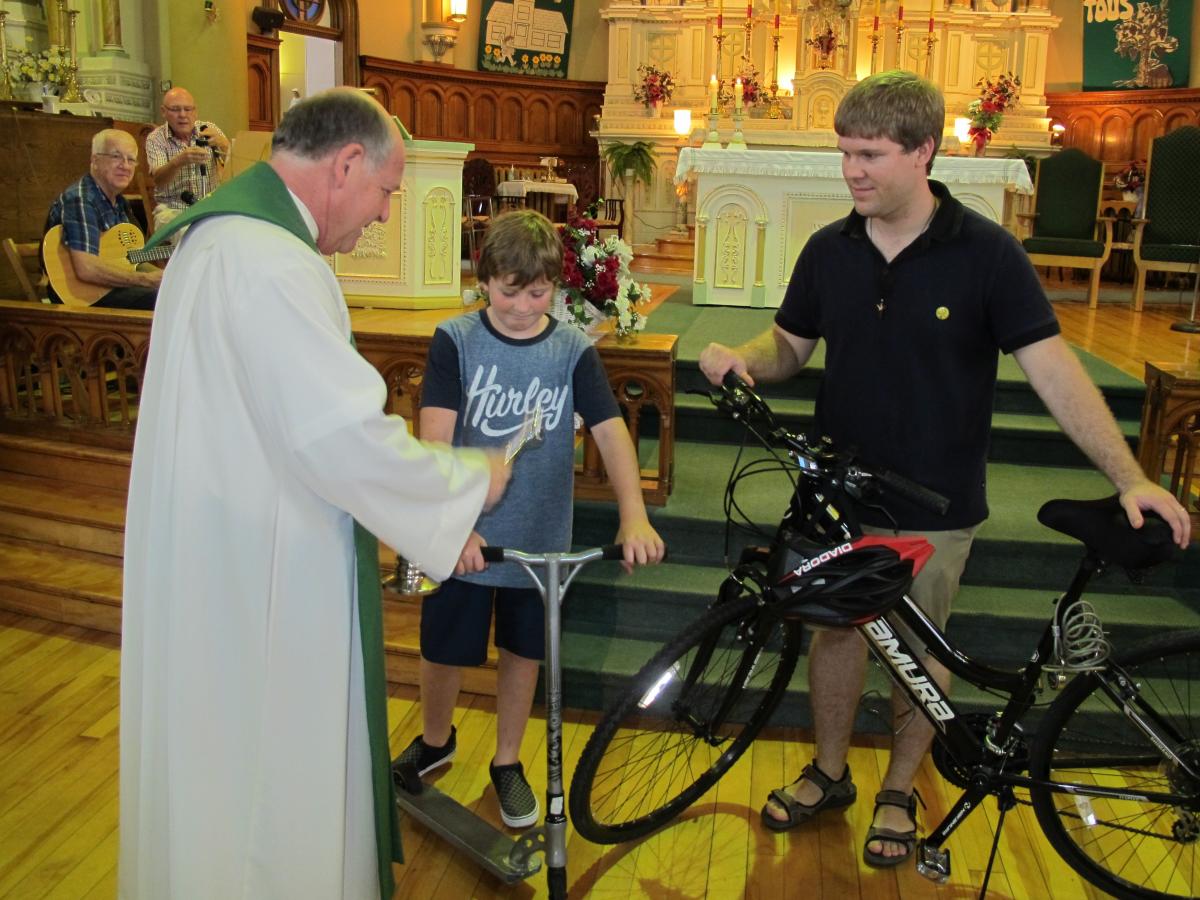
left=145, top=87, right=230, bottom=231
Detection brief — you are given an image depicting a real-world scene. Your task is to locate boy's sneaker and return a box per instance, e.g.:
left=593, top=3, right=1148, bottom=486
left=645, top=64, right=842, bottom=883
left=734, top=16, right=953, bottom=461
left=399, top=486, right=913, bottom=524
left=392, top=726, right=456, bottom=778
left=490, top=760, right=540, bottom=829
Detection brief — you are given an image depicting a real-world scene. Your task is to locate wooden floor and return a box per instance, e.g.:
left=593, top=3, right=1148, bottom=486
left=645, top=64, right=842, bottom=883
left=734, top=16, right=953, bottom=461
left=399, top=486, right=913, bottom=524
left=1, top=292, right=1196, bottom=899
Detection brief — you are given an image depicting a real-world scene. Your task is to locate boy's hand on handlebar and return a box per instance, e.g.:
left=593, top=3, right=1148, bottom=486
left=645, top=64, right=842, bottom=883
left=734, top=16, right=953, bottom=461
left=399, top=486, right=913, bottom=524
left=699, top=343, right=754, bottom=387
left=615, top=518, right=666, bottom=574
left=455, top=531, right=489, bottom=576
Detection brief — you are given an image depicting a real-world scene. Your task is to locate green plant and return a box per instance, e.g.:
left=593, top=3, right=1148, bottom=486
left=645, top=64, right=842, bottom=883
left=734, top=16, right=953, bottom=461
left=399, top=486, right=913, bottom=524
left=602, top=141, right=656, bottom=192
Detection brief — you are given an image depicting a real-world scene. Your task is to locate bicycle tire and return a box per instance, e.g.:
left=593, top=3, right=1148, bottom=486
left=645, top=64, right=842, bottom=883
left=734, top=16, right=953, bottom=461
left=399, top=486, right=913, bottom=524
left=1029, top=629, right=1200, bottom=899
left=568, top=591, right=801, bottom=844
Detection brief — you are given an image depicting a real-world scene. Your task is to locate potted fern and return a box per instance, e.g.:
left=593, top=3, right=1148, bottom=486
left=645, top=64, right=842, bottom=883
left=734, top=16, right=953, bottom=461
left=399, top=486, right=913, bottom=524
left=601, top=141, right=656, bottom=196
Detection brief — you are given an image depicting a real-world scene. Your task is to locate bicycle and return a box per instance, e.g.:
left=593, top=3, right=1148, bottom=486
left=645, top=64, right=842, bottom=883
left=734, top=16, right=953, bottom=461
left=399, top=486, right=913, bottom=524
left=567, top=373, right=1195, bottom=899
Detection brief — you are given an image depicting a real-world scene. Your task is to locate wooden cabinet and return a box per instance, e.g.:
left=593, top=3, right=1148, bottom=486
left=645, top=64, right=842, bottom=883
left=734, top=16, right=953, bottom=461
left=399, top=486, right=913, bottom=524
left=247, top=35, right=281, bottom=132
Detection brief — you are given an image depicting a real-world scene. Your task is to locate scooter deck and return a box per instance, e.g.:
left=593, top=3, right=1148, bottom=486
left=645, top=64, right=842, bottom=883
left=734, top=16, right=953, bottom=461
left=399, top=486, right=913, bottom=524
left=395, top=776, right=542, bottom=884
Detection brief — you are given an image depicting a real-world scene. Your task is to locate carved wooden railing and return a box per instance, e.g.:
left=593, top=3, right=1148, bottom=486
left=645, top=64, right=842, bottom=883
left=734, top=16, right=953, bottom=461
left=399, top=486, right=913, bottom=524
left=0, top=302, right=677, bottom=504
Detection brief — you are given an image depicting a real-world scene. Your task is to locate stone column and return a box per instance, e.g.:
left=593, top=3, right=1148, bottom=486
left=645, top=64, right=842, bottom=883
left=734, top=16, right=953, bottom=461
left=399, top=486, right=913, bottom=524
left=100, top=0, right=128, bottom=56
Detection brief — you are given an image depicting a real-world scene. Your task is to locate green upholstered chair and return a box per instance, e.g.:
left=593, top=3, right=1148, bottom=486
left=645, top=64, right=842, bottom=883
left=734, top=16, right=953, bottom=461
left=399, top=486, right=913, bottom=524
left=1018, top=148, right=1112, bottom=309
left=1132, top=126, right=1200, bottom=311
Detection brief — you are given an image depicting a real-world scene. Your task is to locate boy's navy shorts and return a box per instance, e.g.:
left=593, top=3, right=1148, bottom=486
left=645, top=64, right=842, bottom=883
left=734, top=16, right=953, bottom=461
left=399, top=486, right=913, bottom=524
left=419, top=577, right=545, bottom=665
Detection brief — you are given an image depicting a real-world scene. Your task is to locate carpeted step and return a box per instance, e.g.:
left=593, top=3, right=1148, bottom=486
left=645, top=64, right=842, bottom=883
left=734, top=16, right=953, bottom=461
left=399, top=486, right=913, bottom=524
left=671, top=391, right=1140, bottom=466
left=0, top=434, right=131, bottom=491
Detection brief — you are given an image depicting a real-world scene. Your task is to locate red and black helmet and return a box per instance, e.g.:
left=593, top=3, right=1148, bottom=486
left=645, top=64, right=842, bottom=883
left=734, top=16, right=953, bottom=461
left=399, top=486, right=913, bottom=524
left=769, top=534, right=933, bottom=628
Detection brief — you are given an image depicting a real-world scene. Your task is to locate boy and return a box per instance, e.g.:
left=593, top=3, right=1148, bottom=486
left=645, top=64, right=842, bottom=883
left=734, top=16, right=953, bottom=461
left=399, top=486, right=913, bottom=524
left=396, top=210, right=665, bottom=828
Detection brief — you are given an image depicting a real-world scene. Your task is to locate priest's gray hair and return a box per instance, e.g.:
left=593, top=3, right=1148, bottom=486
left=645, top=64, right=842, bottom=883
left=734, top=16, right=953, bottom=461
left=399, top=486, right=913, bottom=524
left=271, top=88, right=394, bottom=167
left=835, top=70, right=944, bottom=174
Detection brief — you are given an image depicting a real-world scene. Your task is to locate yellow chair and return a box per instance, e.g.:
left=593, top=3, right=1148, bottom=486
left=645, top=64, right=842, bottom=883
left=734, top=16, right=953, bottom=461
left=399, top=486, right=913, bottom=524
left=1017, top=149, right=1112, bottom=309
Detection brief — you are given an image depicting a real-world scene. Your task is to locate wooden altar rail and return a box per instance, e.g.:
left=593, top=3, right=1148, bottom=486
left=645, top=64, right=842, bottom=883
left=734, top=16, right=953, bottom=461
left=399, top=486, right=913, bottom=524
left=0, top=302, right=677, bottom=504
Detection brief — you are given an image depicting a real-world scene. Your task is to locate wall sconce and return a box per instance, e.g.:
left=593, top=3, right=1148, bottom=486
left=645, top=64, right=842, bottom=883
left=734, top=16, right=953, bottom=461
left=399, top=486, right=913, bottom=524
left=673, top=108, right=692, bottom=138
left=203, top=0, right=218, bottom=23
left=1049, top=121, right=1066, bottom=147
left=424, top=32, right=457, bottom=62
left=448, top=0, right=468, bottom=24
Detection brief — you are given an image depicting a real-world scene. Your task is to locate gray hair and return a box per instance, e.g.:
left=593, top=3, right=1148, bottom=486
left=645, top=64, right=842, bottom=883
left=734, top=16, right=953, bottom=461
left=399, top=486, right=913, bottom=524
left=835, top=71, right=945, bottom=173
left=91, top=128, right=133, bottom=155
left=271, top=88, right=394, bottom=166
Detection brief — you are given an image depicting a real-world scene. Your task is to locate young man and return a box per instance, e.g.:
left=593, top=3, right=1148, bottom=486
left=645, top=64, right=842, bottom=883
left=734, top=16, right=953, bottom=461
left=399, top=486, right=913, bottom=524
left=144, top=86, right=230, bottom=229
left=43, top=128, right=161, bottom=310
left=699, top=70, right=1191, bottom=868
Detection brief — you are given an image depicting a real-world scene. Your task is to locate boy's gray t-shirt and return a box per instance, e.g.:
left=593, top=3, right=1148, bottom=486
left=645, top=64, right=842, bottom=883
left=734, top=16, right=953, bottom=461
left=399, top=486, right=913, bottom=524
left=422, top=310, right=620, bottom=587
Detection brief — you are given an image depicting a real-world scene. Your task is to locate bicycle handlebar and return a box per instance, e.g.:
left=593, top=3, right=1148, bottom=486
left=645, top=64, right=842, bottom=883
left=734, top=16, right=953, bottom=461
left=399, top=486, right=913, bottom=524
left=715, top=372, right=950, bottom=516
left=480, top=544, right=626, bottom=565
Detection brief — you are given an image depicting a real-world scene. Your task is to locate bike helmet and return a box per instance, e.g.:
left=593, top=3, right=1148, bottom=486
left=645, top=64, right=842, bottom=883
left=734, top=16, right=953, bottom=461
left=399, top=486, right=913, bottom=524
left=768, top=535, right=923, bottom=627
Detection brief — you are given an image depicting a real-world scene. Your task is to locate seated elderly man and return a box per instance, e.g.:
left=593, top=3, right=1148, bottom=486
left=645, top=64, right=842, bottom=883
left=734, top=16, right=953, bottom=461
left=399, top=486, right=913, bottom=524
left=145, top=87, right=230, bottom=230
left=43, top=129, right=161, bottom=311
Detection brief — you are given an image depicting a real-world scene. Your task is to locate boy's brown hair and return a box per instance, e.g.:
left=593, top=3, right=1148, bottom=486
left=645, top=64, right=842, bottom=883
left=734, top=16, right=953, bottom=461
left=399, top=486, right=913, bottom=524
left=476, top=209, right=563, bottom=287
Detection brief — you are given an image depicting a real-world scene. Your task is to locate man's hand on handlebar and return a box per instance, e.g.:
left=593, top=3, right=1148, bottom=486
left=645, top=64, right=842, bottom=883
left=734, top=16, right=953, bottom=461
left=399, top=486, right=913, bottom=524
left=699, top=343, right=754, bottom=388
left=615, top=518, right=666, bottom=575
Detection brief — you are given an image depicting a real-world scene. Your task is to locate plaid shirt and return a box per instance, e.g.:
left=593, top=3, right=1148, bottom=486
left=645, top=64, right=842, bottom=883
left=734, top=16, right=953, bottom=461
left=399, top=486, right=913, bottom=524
left=144, top=121, right=227, bottom=210
left=44, top=173, right=134, bottom=254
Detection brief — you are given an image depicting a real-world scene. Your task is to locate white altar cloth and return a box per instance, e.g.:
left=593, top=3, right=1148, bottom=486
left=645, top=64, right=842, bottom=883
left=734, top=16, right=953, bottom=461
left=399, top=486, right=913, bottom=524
left=675, top=148, right=1034, bottom=307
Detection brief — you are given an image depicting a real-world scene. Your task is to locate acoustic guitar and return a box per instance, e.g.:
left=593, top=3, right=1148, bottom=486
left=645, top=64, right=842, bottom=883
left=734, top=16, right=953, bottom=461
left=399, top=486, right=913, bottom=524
left=42, top=223, right=172, bottom=308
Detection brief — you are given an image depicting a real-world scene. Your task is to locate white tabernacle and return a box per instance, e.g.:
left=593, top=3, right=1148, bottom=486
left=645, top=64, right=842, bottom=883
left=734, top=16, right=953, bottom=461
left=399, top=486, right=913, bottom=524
left=675, top=149, right=1035, bottom=308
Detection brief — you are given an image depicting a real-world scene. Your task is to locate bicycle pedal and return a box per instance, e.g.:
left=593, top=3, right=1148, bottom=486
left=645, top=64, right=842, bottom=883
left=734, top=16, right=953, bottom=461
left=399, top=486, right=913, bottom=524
left=915, top=840, right=950, bottom=884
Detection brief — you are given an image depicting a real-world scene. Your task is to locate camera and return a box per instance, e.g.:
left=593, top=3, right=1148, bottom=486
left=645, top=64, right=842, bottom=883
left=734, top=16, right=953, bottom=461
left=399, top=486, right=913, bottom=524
left=194, top=131, right=210, bottom=149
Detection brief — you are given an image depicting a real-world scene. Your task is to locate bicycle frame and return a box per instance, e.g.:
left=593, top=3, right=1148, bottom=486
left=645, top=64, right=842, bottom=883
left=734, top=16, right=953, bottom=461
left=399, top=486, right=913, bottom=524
left=854, top=553, right=1200, bottom=856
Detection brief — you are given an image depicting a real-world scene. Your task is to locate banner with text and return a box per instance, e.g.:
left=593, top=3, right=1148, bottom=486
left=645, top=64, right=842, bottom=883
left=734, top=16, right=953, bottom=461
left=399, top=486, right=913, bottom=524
left=1083, top=0, right=1192, bottom=90
left=477, top=0, right=575, bottom=79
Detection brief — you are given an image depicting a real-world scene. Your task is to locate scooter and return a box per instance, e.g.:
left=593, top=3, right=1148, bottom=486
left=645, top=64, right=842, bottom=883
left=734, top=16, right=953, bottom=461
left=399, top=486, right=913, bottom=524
left=391, top=543, right=625, bottom=900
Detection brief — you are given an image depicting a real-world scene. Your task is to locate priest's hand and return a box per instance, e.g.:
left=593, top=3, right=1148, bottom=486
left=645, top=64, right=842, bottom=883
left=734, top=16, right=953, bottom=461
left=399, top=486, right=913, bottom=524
left=483, top=450, right=511, bottom=511
left=455, top=530, right=488, bottom=576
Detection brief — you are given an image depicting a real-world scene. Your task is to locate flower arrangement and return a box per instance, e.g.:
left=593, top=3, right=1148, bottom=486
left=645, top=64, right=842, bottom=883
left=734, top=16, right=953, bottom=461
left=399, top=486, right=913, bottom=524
left=557, top=215, right=650, bottom=340
left=1114, top=160, right=1146, bottom=193
left=8, top=45, right=70, bottom=86
left=719, top=59, right=765, bottom=108
left=633, top=64, right=675, bottom=107
left=966, top=72, right=1021, bottom=150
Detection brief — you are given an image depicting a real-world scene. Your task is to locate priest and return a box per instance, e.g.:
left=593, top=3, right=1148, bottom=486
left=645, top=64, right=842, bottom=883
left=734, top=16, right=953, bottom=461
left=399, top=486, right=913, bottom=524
left=119, top=88, right=510, bottom=899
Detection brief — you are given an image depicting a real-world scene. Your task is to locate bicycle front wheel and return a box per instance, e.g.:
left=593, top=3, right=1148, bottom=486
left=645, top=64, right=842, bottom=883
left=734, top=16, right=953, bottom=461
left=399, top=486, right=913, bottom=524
left=569, top=592, right=801, bottom=844
left=1029, top=629, right=1200, bottom=899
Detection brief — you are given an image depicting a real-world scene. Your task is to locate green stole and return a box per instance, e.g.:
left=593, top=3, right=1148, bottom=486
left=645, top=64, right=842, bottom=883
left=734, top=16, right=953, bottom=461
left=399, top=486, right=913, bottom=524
left=149, top=163, right=403, bottom=897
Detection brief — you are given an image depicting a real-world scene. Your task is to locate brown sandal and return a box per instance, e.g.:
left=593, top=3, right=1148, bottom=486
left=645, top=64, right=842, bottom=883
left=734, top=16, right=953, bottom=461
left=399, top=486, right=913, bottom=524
left=862, top=788, right=924, bottom=868
left=760, top=761, right=856, bottom=832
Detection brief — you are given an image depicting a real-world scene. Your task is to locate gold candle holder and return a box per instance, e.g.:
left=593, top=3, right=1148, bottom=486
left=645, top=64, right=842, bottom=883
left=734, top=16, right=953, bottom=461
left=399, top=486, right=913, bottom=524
left=714, top=30, right=726, bottom=114
left=0, top=12, right=13, bottom=102
left=767, top=30, right=781, bottom=119
left=869, top=30, right=881, bottom=75
left=62, top=9, right=83, bottom=103
left=728, top=109, right=747, bottom=149
left=924, top=32, right=938, bottom=79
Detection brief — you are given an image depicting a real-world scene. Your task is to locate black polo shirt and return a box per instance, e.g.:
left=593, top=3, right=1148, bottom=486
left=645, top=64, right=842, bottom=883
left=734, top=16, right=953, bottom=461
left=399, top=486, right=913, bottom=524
left=775, top=181, right=1060, bottom=530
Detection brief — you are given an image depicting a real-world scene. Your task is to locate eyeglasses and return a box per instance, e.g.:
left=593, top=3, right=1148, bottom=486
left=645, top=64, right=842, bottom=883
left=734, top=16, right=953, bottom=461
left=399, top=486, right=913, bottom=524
left=96, top=151, right=138, bottom=165
left=164, top=106, right=196, bottom=114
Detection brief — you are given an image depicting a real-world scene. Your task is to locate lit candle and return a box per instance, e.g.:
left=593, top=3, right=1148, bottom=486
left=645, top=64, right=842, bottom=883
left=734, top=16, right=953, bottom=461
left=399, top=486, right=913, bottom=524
left=898, top=4, right=904, bottom=21
left=929, top=0, right=935, bottom=30
left=710, top=74, right=719, bottom=112
left=747, top=2, right=753, bottom=20
left=873, top=0, right=881, bottom=31
left=773, top=0, right=780, bottom=33
left=735, top=77, right=744, bottom=110
left=717, top=0, right=723, bottom=29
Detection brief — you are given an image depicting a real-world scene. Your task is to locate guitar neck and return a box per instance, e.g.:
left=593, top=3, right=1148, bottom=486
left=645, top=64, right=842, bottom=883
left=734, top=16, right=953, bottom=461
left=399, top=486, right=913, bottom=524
left=127, top=245, right=173, bottom=265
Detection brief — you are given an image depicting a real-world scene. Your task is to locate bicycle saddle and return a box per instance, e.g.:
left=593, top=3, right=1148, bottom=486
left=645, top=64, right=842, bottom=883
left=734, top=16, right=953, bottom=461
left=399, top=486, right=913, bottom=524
left=1037, top=495, right=1176, bottom=569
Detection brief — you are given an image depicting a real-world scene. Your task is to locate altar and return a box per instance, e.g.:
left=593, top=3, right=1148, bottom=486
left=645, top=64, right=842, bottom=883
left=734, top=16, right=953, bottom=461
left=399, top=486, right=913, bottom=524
left=675, top=148, right=1034, bottom=308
